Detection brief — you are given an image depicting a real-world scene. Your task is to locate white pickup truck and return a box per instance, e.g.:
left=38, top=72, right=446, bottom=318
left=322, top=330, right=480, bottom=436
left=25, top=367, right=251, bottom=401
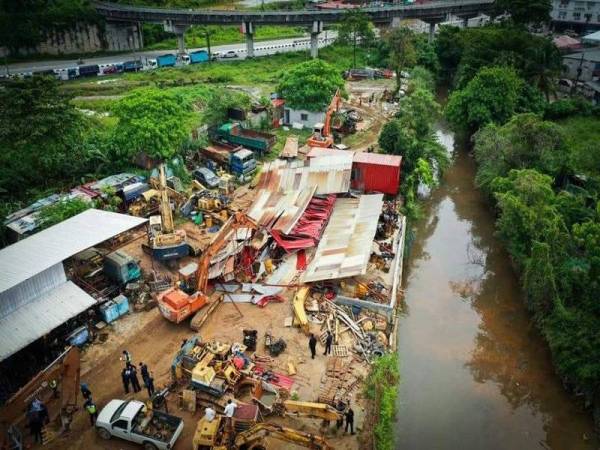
left=96, top=399, right=184, bottom=450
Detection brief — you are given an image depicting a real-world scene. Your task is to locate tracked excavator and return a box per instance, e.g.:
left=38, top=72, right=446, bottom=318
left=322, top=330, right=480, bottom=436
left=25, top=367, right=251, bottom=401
left=157, top=212, right=257, bottom=323
left=306, top=90, right=341, bottom=149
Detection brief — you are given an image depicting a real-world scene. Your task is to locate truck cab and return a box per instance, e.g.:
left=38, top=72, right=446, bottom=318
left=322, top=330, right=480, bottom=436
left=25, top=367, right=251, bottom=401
left=103, top=250, right=141, bottom=285
left=96, top=400, right=184, bottom=450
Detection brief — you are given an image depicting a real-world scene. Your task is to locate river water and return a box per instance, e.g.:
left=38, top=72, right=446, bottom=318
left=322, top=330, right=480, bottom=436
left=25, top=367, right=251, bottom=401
left=395, top=123, right=598, bottom=450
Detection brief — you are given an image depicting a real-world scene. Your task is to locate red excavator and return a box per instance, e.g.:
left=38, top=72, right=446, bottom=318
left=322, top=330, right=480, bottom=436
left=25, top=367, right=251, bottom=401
left=157, top=212, right=257, bottom=323
left=306, top=89, right=341, bottom=148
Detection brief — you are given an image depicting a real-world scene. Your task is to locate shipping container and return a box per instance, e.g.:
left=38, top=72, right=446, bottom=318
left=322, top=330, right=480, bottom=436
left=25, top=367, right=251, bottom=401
left=189, top=50, right=209, bottom=64
left=351, top=152, right=402, bottom=195
left=157, top=54, right=177, bottom=68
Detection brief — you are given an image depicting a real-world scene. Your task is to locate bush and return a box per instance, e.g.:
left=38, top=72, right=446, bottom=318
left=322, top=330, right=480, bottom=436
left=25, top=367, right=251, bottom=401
left=544, top=98, right=593, bottom=120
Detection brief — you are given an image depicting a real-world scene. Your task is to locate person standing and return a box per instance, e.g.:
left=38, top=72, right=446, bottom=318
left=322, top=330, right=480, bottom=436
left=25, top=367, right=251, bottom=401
left=121, top=367, right=131, bottom=394
left=80, top=383, right=92, bottom=401
left=224, top=399, right=237, bottom=430
left=121, top=350, right=132, bottom=366
left=308, top=334, right=317, bottom=359
left=84, top=399, right=98, bottom=426
left=204, top=406, right=216, bottom=422
left=28, top=410, right=43, bottom=444
left=323, top=331, right=333, bottom=356
left=344, top=407, right=355, bottom=435
left=139, top=362, right=149, bottom=381
left=129, top=363, right=142, bottom=393
left=145, top=373, right=155, bottom=397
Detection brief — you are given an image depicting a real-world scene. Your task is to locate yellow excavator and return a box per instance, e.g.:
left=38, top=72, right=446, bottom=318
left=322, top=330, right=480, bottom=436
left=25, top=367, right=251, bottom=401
left=193, top=416, right=334, bottom=450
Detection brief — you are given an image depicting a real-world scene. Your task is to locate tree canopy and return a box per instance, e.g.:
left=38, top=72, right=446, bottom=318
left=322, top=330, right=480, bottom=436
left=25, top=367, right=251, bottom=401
left=337, top=9, right=375, bottom=49
left=446, top=66, right=544, bottom=133
left=111, top=88, right=194, bottom=161
left=277, top=59, right=345, bottom=112
left=385, top=27, right=417, bottom=90
left=494, top=0, right=551, bottom=25
left=0, top=77, right=90, bottom=198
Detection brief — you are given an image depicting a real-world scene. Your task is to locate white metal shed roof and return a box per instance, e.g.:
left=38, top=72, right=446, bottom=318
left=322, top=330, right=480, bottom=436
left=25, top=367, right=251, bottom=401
left=0, top=281, right=96, bottom=361
left=0, top=209, right=147, bottom=294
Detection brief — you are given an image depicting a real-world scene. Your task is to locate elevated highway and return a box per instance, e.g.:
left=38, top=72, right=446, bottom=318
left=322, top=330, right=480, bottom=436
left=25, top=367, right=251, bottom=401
left=93, top=0, right=494, bottom=57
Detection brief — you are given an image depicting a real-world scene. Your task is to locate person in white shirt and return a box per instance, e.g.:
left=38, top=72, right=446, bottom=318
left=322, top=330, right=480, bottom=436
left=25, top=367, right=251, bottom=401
left=224, top=399, right=237, bottom=418
left=204, top=407, right=216, bottom=422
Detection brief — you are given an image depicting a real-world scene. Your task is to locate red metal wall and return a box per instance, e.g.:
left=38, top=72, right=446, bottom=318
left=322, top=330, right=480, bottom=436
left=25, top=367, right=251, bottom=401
left=351, top=162, right=401, bottom=195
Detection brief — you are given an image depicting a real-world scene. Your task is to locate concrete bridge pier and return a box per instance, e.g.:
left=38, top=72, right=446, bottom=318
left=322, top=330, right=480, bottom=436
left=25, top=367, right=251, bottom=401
left=163, top=20, right=189, bottom=54
left=428, top=22, right=436, bottom=43
left=242, top=21, right=254, bottom=58
left=310, top=20, right=323, bottom=58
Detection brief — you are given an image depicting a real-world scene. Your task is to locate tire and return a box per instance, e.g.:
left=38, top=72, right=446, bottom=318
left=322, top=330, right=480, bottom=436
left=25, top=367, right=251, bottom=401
left=143, top=442, right=158, bottom=450
left=97, top=428, right=111, bottom=440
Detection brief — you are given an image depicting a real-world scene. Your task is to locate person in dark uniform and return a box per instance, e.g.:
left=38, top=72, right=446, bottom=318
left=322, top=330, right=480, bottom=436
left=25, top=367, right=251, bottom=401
left=308, top=334, right=317, bottom=359
left=84, top=399, right=98, bottom=426
left=121, top=367, right=131, bottom=394
left=323, top=331, right=333, bottom=355
left=128, top=363, right=142, bottom=393
left=345, top=407, right=355, bottom=435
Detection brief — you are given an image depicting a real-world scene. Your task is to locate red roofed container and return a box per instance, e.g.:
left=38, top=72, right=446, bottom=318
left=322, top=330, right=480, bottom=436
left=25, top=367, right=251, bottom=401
left=351, top=152, right=402, bottom=195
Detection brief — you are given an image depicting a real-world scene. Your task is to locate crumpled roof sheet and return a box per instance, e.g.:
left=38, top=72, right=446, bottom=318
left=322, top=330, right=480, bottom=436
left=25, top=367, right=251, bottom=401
left=257, top=155, right=352, bottom=195
left=247, top=186, right=316, bottom=233
left=271, top=195, right=336, bottom=253
left=302, top=194, right=384, bottom=282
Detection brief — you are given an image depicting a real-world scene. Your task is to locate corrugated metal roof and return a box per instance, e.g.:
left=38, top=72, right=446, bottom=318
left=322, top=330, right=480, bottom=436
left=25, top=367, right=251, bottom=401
left=258, top=156, right=352, bottom=195
left=247, top=186, right=316, bottom=233
left=0, top=209, right=147, bottom=294
left=302, top=194, right=383, bottom=282
left=306, top=148, right=353, bottom=159
left=353, top=152, right=402, bottom=167
left=0, top=281, right=96, bottom=361
left=280, top=136, right=299, bottom=158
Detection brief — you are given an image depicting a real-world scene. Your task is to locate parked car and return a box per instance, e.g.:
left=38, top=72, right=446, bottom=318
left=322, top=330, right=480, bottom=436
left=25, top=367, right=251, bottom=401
left=221, top=50, right=238, bottom=59
left=96, top=399, right=184, bottom=450
left=193, top=167, right=220, bottom=189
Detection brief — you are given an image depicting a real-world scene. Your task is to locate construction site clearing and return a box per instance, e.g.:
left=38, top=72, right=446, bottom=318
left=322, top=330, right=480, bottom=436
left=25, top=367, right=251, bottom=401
left=0, top=79, right=405, bottom=450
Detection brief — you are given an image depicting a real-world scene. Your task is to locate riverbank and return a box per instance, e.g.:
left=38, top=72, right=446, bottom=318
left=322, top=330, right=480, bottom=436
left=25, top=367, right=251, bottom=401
left=395, top=121, right=598, bottom=449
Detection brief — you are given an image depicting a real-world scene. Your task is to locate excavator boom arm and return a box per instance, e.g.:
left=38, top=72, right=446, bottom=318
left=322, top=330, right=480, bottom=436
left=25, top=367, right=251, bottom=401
left=323, top=89, right=340, bottom=137
left=234, top=423, right=333, bottom=450
left=195, top=212, right=256, bottom=293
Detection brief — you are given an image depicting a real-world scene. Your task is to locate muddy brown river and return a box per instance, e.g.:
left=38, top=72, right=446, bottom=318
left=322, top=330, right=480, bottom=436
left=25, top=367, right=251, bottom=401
left=396, top=123, right=598, bottom=450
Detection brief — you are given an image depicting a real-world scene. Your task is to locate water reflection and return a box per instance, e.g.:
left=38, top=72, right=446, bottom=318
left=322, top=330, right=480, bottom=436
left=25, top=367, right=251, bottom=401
left=396, top=123, right=597, bottom=450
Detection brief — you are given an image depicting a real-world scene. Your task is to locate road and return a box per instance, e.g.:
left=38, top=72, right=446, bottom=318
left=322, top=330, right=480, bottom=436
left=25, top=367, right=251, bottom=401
left=4, top=32, right=337, bottom=75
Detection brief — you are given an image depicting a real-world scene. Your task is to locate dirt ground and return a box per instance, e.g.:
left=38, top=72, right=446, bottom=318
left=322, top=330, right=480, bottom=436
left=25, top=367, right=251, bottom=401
left=38, top=294, right=367, bottom=450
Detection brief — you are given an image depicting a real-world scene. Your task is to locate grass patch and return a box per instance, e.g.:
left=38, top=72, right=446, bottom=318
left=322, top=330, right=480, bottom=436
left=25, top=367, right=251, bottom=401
left=145, top=24, right=306, bottom=50
left=557, top=115, right=600, bottom=178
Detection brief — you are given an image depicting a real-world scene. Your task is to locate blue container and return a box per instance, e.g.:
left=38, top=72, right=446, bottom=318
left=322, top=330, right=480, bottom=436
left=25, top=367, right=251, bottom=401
left=67, top=326, right=90, bottom=347
left=114, top=295, right=130, bottom=317
left=100, top=300, right=120, bottom=323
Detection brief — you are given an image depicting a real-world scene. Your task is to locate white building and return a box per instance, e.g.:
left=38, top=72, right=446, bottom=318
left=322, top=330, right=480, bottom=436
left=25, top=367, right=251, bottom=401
left=551, top=0, right=600, bottom=28
left=283, top=107, right=325, bottom=130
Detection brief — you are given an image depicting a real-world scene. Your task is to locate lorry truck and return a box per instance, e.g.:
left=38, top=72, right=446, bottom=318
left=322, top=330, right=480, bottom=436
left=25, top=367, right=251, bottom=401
left=229, top=149, right=256, bottom=180
left=96, top=399, right=184, bottom=450
left=186, top=50, right=210, bottom=64
left=157, top=54, right=177, bottom=68
left=214, top=122, right=275, bottom=155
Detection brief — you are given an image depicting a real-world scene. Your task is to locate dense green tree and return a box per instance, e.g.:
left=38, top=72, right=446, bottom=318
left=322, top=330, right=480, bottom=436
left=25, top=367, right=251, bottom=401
left=202, top=90, right=251, bottom=127
left=397, top=87, right=439, bottom=137
left=494, top=0, right=551, bottom=25
left=385, top=27, right=417, bottom=91
left=435, top=25, right=463, bottom=82
left=0, top=77, right=89, bottom=198
left=38, top=197, right=92, bottom=230
left=337, top=9, right=375, bottom=68
left=277, top=59, right=345, bottom=111
left=413, top=35, right=440, bottom=76
left=473, top=113, right=571, bottom=192
left=111, top=88, right=193, bottom=162
left=446, top=67, right=543, bottom=133
left=522, top=39, right=562, bottom=102
left=491, top=169, right=567, bottom=266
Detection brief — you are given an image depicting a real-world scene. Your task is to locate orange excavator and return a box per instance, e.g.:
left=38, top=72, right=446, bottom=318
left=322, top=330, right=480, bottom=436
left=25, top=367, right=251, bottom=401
left=157, top=212, right=257, bottom=323
left=307, top=89, right=341, bottom=148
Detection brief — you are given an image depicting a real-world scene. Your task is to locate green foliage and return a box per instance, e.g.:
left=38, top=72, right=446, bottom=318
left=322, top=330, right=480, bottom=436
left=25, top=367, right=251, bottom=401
left=413, top=35, right=440, bottom=76
left=378, top=67, right=448, bottom=221
left=559, top=116, right=600, bottom=180
left=201, top=90, right=251, bottom=127
left=0, top=77, right=91, bottom=199
left=473, top=114, right=571, bottom=192
left=38, top=197, right=92, bottom=230
left=111, top=88, right=194, bottom=162
left=436, top=26, right=561, bottom=92
left=337, top=9, right=375, bottom=49
left=0, top=0, right=99, bottom=54
left=446, top=66, right=543, bottom=133
left=494, top=0, right=551, bottom=25
left=544, top=98, right=594, bottom=120
left=385, top=27, right=417, bottom=91
left=364, top=353, right=400, bottom=450
left=277, top=59, right=345, bottom=111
